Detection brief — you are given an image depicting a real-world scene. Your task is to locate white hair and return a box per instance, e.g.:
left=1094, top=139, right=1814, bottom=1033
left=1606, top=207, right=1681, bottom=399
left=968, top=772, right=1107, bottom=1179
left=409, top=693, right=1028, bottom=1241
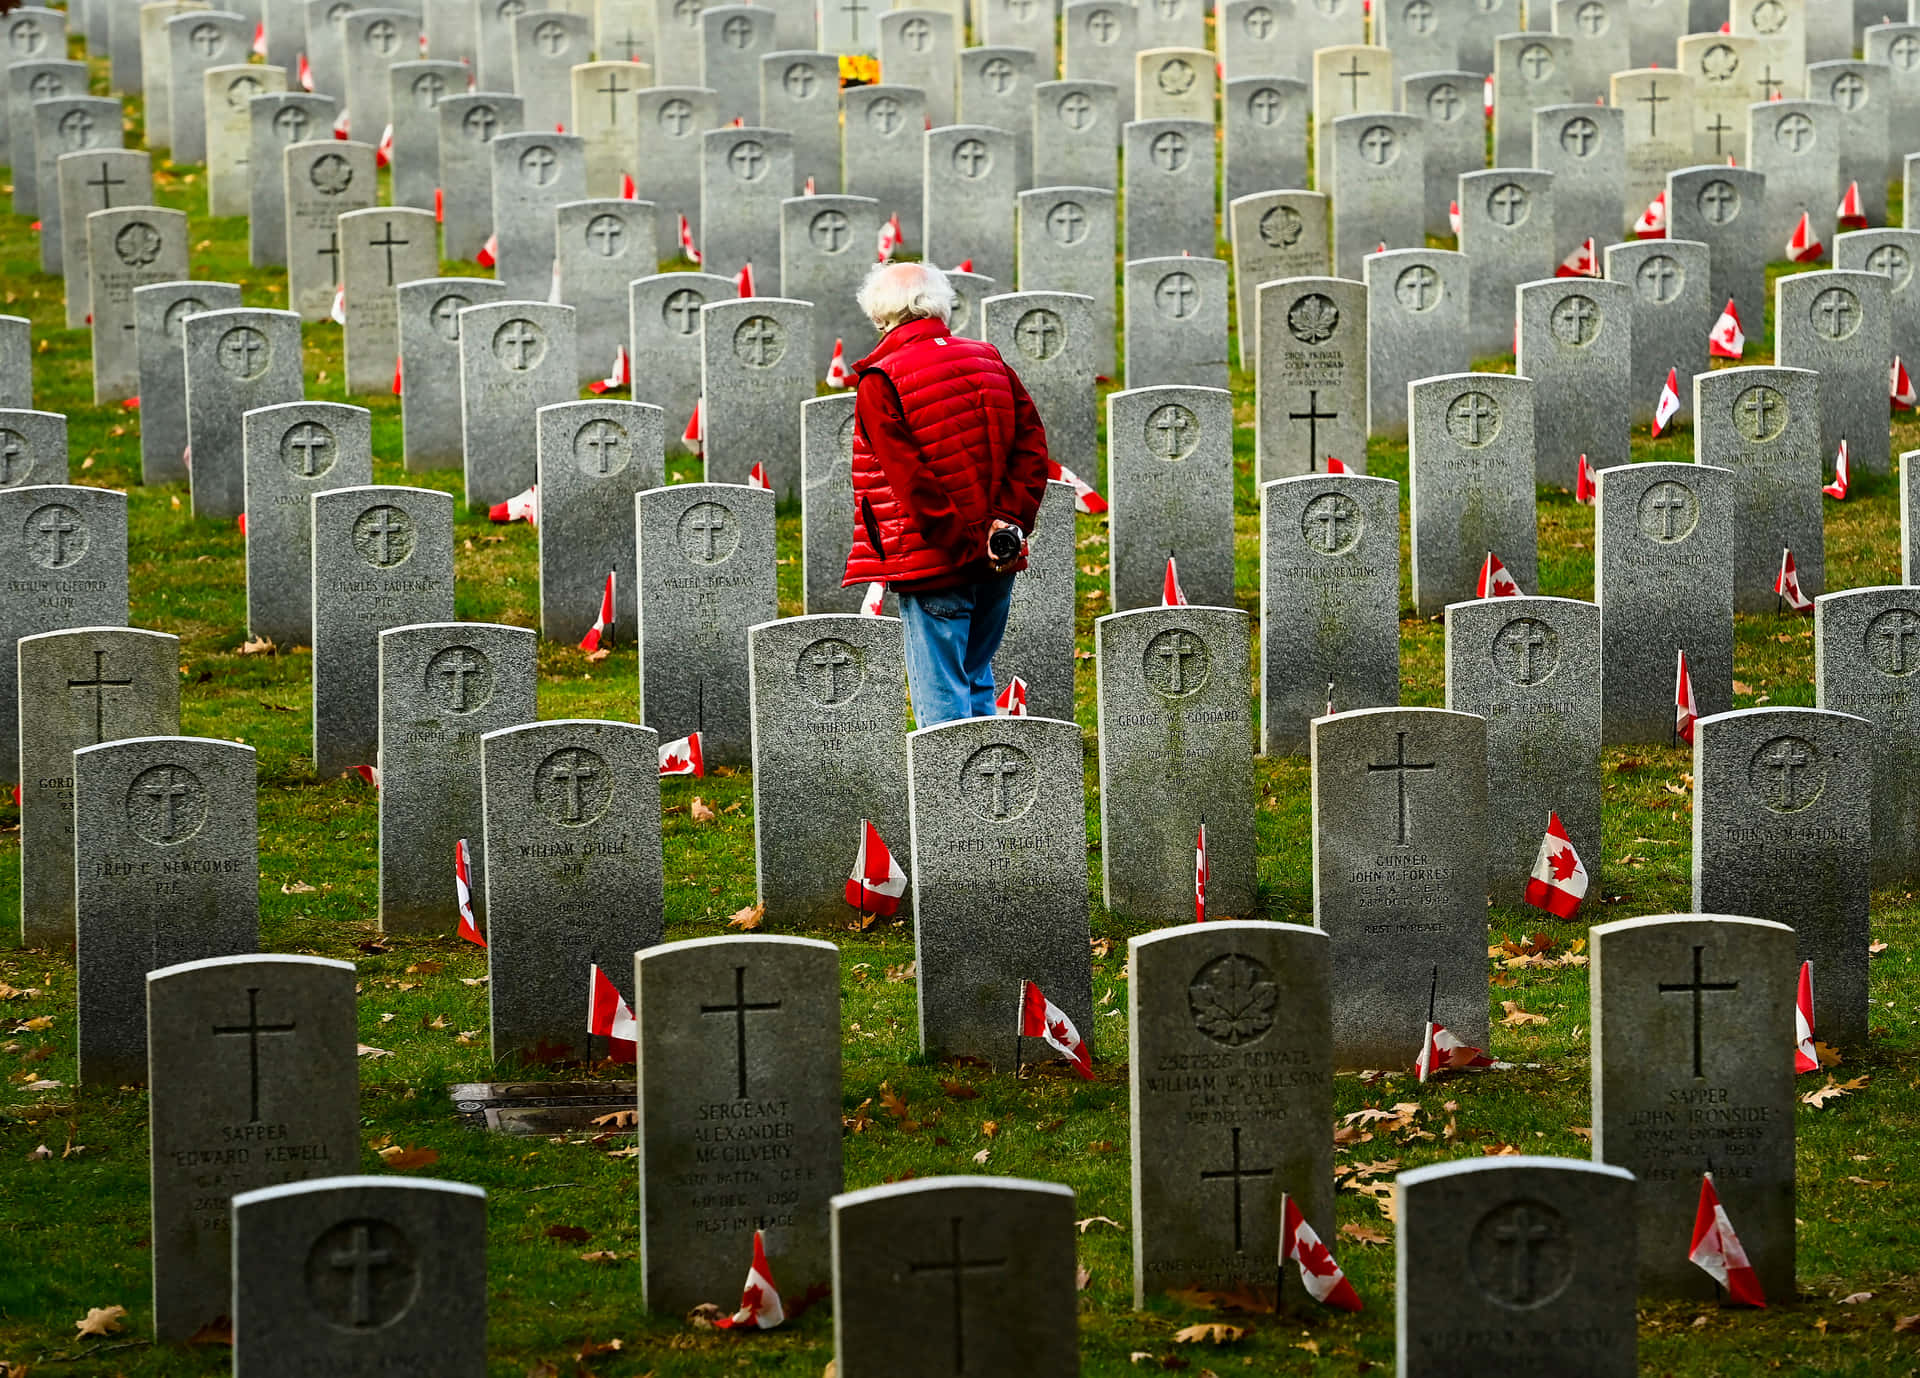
left=857, top=261, right=956, bottom=330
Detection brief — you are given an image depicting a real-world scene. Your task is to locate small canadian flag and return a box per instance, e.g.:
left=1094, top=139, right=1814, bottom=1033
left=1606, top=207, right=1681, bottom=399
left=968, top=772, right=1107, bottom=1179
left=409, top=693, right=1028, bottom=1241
left=659, top=732, right=705, bottom=777
left=1523, top=811, right=1589, bottom=919
left=329, top=283, right=346, bottom=325
left=374, top=122, right=394, bottom=168
left=488, top=483, right=538, bottom=525
left=735, top=262, right=756, bottom=297
left=579, top=571, right=615, bottom=652
left=994, top=676, right=1029, bottom=717
left=713, top=1230, right=785, bottom=1330
left=1653, top=367, right=1682, bottom=437
left=297, top=52, right=314, bottom=91
left=1448, top=199, right=1462, bottom=235
left=746, top=461, right=771, bottom=491
left=251, top=20, right=266, bottom=55
left=1477, top=552, right=1521, bottom=598
left=825, top=339, right=854, bottom=388
left=678, top=213, right=702, bottom=263
left=1575, top=454, right=1597, bottom=505
left=1709, top=299, right=1746, bottom=359
left=1838, top=180, right=1868, bottom=230
left=1161, top=556, right=1189, bottom=607
left=859, top=582, right=885, bottom=617
left=1895, top=357, right=1917, bottom=411
left=954, top=258, right=973, bottom=273
left=1020, top=980, right=1094, bottom=1079
left=1795, top=961, right=1819, bottom=1074
left=1193, top=822, right=1208, bottom=924
left=352, top=763, right=380, bottom=788
left=1325, top=456, right=1349, bottom=474
left=1689, top=1173, right=1767, bottom=1307
left=1824, top=439, right=1850, bottom=500
left=1775, top=547, right=1813, bottom=612
left=1416, top=1021, right=1495, bottom=1082
left=1786, top=210, right=1822, bottom=264
left=392, top=355, right=403, bottom=396
left=1280, top=1194, right=1363, bottom=1311
left=1046, top=459, right=1109, bottom=514
left=587, top=344, right=629, bottom=394
left=454, top=838, right=485, bottom=946
left=433, top=186, right=443, bottom=223
left=876, top=212, right=902, bottom=262
left=1675, top=649, right=1698, bottom=745
left=1556, top=237, right=1598, bottom=278
left=1634, top=190, right=1668, bottom=238
left=475, top=232, right=498, bottom=268
left=332, top=108, right=350, bottom=139
left=586, top=963, right=636, bottom=1060
left=619, top=172, right=637, bottom=199
left=802, top=176, right=815, bottom=195
left=683, top=400, right=703, bottom=451
left=845, top=819, right=907, bottom=917
left=547, top=259, right=563, bottom=305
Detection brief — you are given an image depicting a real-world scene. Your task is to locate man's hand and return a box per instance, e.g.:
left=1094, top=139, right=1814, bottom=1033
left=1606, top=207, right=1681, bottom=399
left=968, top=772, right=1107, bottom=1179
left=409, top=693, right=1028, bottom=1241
left=987, top=519, right=1024, bottom=574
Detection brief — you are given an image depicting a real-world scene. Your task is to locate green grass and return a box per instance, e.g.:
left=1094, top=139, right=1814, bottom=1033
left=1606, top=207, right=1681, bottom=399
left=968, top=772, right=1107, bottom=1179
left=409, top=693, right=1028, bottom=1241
left=2, top=40, right=1920, bottom=1378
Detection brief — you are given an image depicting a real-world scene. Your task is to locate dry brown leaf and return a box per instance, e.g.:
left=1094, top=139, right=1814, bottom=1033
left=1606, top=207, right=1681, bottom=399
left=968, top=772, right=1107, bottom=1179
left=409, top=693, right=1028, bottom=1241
left=980, top=1119, right=999, bottom=1138
left=357, top=1043, right=394, bottom=1058
left=1339, top=1222, right=1390, bottom=1246
left=237, top=635, right=275, bottom=656
left=1801, top=1075, right=1868, bottom=1108
left=690, top=796, right=717, bottom=823
left=885, top=961, right=917, bottom=982
left=1894, top=1313, right=1920, bottom=1333
left=377, top=1144, right=440, bottom=1171
left=1088, top=1139, right=1116, bottom=1153
left=407, top=960, right=445, bottom=975
left=1077, top=1215, right=1122, bottom=1234
left=971, top=1147, right=990, bottom=1164
left=1173, top=1323, right=1248, bottom=1345
left=578, top=1250, right=622, bottom=1265
left=1568, top=1126, right=1594, bottom=1142
left=1500, top=1000, right=1549, bottom=1027
left=1295, top=1339, right=1321, bottom=1357
left=1076, top=1264, right=1093, bottom=1291
left=586, top=647, right=611, bottom=663
left=592, top=1109, right=637, bottom=1129
left=939, top=1078, right=979, bottom=1100
left=1870, top=940, right=1890, bottom=955
left=280, top=880, right=317, bottom=894
left=21, top=1016, right=52, bottom=1033
left=426, top=1014, right=451, bottom=1029
left=1841, top=1292, right=1873, bottom=1304
left=577, top=1337, right=623, bottom=1358
left=74, top=1304, right=127, bottom=1338
left=544, top=1224, right=592, bottom=1243
left=726, top=903, right=765, bottom=931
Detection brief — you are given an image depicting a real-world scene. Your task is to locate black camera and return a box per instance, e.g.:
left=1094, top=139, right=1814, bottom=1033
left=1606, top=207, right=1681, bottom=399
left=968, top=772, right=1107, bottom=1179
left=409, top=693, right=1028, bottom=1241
left=987, top=525, right=1023, bottom=562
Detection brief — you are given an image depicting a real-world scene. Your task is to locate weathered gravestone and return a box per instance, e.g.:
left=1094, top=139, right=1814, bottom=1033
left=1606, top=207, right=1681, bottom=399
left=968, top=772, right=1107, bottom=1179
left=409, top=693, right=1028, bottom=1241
left=764, top=52, right=842, bottom=195
left=844, top=85, right=927, bottom=249
left=1377, top=0, right=1465, bottom=76
left=513, top=10, right=590, bottom=132
left=1837, top=229, right=1920, bottom=374
left=978, top=0, right=1051, bottom=63
left=182, top=307, right=304, bottom=522
left=438, top=93, right=525, bottom=264
left=1867, top=25, right=1920, bottom=181
left=7, top=59, right=87, bottom=215
left=926, top=124, right=1018, bottom=286
left=459, top=300, right=578, bottom=511
left=536, top=399, right=663, bottom=643
left=1216, top=0, right=1290, bottom=83
left=992, top=480, right=1078, bottom=721
left=1809, top=60, right=1891, bottom=229
left=1106, top=385, right=1233, bottom=611
left=555, top=198, right=660, bottom=386
left=18, top=626, right=179, bottom=946
left=1255, top=277, right=1368, bottom=484
left=1228, top=191, right=1330, bottom=370
left=1695, top=365, right=1822, bottom=613
left=1625, top=0, right=1687, bottom=69
left=1460, top=0, right=1520, bottom=72
left=648, top=0, right=704, bottom=83
left=1123, top=257, right=1227, bottom=391
left=1516, top=277, right=1631, bottom=489
left=1591, top=914, right=1797, bottom=1303
left=1095, top=606, right=1255, bottom=921
left=1611, top=69, right=1694, bottom=235
left=490, top=132, right=589, bottom=300
left=799, top=395, right=876, bottom=616
left=907, top=715, right=1093, bottom=1064
left=1459, top=168, right=1555, bottom=361
left=111, top=0, right=151, bottom=95
left=396, top=278, right=509, bottom=472
left=165, top=10, right=250, bottom=166
left=88, top=205, right=190, bottom=404
left=1259, top=473, right=1400, bottom=755
left=147, top=954, right=358, bottom=1341
left=636, top=482, right=778, bottom=768
left=1410, top=373, right=1538, bottom=616
left=1679, top=32, right=1788, bottom=165
left=390, top=60, right=467, bottom=210
left=1816, top=587, right=1920, bottom=883
left=1776, top=269, right=1893, bottom=478
left=1693, top=706, right=1872, bottom=1047
left=0, top=410, right=66, bottom=493
left=781, top=195, right=879, bottom=379
left=59, top=151, right=153, bottom=329
left=284, top=139, right=378, bottom=322
left=1401, top=73, right=1482, bottom=248
left=471, top=0, right=525, bottom=87
left=138, top=3, right=210, bottom=151
left=700, top=297, right=815, bottom=499
left=75, top=736, right=258, bottom=1086
left=0, top=6, right=66, bottom=145
left=1604, top=239, right=1710, bottom=429
left=832, top=1178, right=1077, bottom=1375
left=247, top=93, right=337, bottom=267
left=957, top=47, right=1036, bottom=194
left=1595, top=461, right=1735, bottom=744
left=1533, top=103, right=1625, bottom=266
left=1445, top=595, right=1602, bottom=900
left=339, top=207, right=439, bottom=397
left=1365, top=248, right=1469, bottom=439
left=1494, top=33, right=1571, bottom=167
left=1553, top=0, right=1630, bottom=103
left=230, top=1178, right=488, bottom=1378
left=1311, top=707, right=1488, bottom=1070
left=947, top=267, right=998, bottom=341
left=378, top=621, right=538, bottom=933
left=1396, top=1158, right=1638, bottom=1377
left=1127, top=921, right=1331, bottom=1304
left=1017, top=186, right=1117, bottom=377
left=0, top=484, right=126, bottom=786
left=1033, top=79, right=1117, bottom=191
left=749, top=613, right=911, bottom=926
left=1750, top=100, right=1839, bottom=262
left=481, top=719, right=664, bottom=1061
left=0, top=314, right=28, bottom=408
left=703, top=125, right=794, bottom=277
left=596, top=0, right=655, bottom=69
left=1062, top=2, right=1136, bottom=127
left=637, top=935, right=843, bottom=1312
left=1311, top=45, right=1394, bottom=191
left=341, top=9, right=418, bottom=146
left=1668, top=166, right=1767, bottom=351
left=1123, top=118, right=1215, bottom=263
left=631, top=271, right=733, bottom=457
left=983, top=292, right=1097, bottom=481
left=311, top=485, right=456, bottom=777
left=301, top=0, right=356, bottom=104
left=1729, top=0, right=1807, bottom=77
left=702, top=6, right=779, bottom=127
left=1222, top=77, right=1307, bottom=226
left=1135, top=46, right=1213, bottom=125
left=244, top=401, right=373, bottom=645
left=33, top=97, right=125, bottom=279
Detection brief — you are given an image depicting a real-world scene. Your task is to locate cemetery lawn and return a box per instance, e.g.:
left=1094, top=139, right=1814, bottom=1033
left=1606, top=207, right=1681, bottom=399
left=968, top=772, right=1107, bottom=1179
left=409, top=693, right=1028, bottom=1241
left=3, top=74, right=1920, bottom=1378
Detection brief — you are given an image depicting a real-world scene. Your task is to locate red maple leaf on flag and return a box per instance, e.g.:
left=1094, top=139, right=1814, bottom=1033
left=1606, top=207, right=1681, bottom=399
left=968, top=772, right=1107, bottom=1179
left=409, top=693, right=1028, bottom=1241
left=1297, top=1237, right=1340, bottom=1278
left=1550, top=846, right=1578, bottom=882
left=740, top=1285, right=764, bottom=1313
left=1050, top=1018, right=1073, bottom=1045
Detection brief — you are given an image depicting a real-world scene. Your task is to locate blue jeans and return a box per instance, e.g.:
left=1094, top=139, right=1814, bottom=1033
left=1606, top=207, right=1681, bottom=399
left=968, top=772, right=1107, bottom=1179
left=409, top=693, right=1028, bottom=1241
left=896, top=573, right=1017, bottom=727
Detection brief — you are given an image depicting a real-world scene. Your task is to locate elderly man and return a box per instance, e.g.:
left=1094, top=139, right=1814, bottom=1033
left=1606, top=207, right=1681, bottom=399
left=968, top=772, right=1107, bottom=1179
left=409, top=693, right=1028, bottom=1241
left=842, top=262, right=1052, bottom=726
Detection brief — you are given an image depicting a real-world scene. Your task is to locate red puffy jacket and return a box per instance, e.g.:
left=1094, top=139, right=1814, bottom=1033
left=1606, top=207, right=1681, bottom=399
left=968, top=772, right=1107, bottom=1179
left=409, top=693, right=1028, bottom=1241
left=841, top=316, right=1052, bottom=591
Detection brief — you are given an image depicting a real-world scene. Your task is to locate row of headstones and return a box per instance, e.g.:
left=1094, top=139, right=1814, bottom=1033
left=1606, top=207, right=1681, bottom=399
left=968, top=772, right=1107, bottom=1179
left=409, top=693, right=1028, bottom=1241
left=141, top=907, right=1802, bottom=1371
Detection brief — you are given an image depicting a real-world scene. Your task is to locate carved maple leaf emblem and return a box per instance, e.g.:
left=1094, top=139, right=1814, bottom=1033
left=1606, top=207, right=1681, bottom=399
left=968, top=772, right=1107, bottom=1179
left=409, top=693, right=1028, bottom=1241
left=1287, top=293, right=1341, bottom=345
left=1189, top=954, right=1278, bottom=1046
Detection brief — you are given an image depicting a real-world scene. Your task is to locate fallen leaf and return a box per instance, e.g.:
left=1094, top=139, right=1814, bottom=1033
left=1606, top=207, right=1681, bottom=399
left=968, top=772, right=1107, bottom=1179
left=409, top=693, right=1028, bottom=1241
left=1077, top=1215, right=1122, bottom=1234
left=940, top=1078, right=979, bottom=1100
left=1088, top=1139, right=1116, bottom=1153
left=237, top=635, right=275, bottom=656
left=545, top=1224, right=592, bottom=1243
left=1801, top=1075, right=1868, bottom=1108
left=74, top=1305, right=127, bottom=1338
left=1167, top=1284, right=1277, bottom=1315
left=407, top=961, right=445, bottom=975
left=1173, top=1323, right=1248, bottom=1345
left=885, top=961, right=917, bottom=982
left=578, top=1250, right=622, bottom=1265
left=1500, top=1001, right=1548, bottom=1027
left=1339, top=1222, right=1389, bottom=1246
left=185, top=1317, right=234, bottom=1346
left=1894, top=1314, right=1920, bottom=1333
left=1295, top=1339, right=1321, bottom=1357
left=280, top=880, right=317, bottom=894
left=1568, top=1126, right=1594, bottom=1142
left=21, top=1016, right=52, bottom=1032
left=25, top=1143, right=51, bottom=1162
left=1076, top=1263, right=1092, bottom=1291
left=577, top=1337, right=623, bottom=1358
left=980, top=1119, right=998, bottom=1138
left=377, top=1144, right=440, bottom=1170
left=1841, top=1292, right=1873, bottom=1304
left=591, top=1110, right=637, bottom=1129
left=690, top=796, right=717, bottom=823
left=1870, top=940, right=1889, bottom=956
left=726, top=903, right=765, bottom=931
left=971, top=1147, right=990, bottom=1164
